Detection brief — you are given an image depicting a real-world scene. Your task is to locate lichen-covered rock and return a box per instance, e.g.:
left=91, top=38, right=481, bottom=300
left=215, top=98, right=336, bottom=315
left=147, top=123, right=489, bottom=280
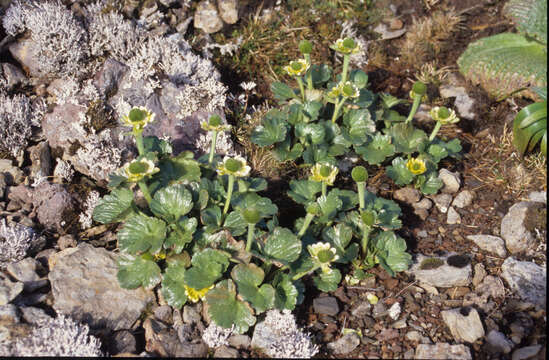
left=501, top=257, right=546, bottom=310
left=501, top=201, right=545, bottom=254
left=31, top=182, right=75, bottom=232
left=415, top=343, right=472, bottom=359
left=194, top=1, right=224, bottom=33
left=441, top=307, right=485, bottom=343
left=327, top=333, right=361, bottom=355
left=48, top=243, right=155, bottom=331
left=466, top=235, right=507, bottom=258
left=408, top=253, right=472, bottom=288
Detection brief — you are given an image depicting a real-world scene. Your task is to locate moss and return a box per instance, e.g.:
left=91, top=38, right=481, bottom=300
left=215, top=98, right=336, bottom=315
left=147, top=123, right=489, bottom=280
left=85, top=100, right=116, bottom=133
left=419, top=257, right=444, bottom=270
left=446, top=254, right=470, bottom=268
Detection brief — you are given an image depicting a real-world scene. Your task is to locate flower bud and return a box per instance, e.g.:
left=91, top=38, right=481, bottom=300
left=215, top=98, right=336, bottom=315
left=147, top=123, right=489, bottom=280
left=351, top=166, right=368, bottom=183
left=411, top=81, right=427, bottom=96
left=299, top=40, right=313, bottom=54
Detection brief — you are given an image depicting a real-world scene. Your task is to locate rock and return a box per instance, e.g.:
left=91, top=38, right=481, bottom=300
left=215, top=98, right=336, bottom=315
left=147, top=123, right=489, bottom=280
left=415, top=343, right=472, bottom=359
left=511, top=345, right=542, bottom=360
left=228, top=334, right=251, bottom=349
left=408, top=253, right=472, bottom=288
left=1, top=62, right=27, bottom=91
left=509, top=313, right=533, bottom=344
left=0, top=272, right=24, bottom=306
left=0, top=304, right=19, bottom=324
left=5, top=258, right=47, bottom=292
left=0, top=173, right=6, bottom=200
left=57, top=234, right=77, bottom=250
left=393, top=187, right=421, bottom=204
left=466, top=235, right=507, bottom=258
left=0, top=159, right=24, bottom=185
left=92, top=58, right=128, bottom=97
left=373, top=23, right=407, bottom=40
left=217, top=0, right=239, bottom=24
left=528, top=191, right=546, bottom=204
left=433, top=193, right=452, bottom=213
left=438, top=169, right=461, bottom=194
left=313, top=296, right=339, bottom=316
left=175, top=341, right=209, bottom=357
left=154, top=305, right=173, bottom=324
left=194, top=1, right=224, bottom=33
left=406, top=330, right=423, bottom=342
left=485, top=330, right=514, bottom=354
left=501, top=257, right=546, bottom=310
left=183, top=304, right=201, bottom=325
left=372, top=302, right=388, bottom=319
left=452, top=190, right=474, bottom=208
left=8, top=39, right=44, bottom=78
left=31, top=182, right=75, bottom=232
left=214, top=345, right=239, bottom=358
left=327, top=333, right=361, bottom=355
left=48, top=243, right=155, bottom=331
left=447, top=206, right=461, bottom=224
left=472, top=263, right=487, bottom=288
left=350, top=301, right=371, bottom=317
left=18, top=306, right=51, bottom=325
left=413, top=198, right=433, bottom=220
left=477, top=275, right=505, bottom=299
left=388, top=302, right=401, bottom=320
left=28, top=142, right=51, bottom=180
left=111, top=330, right=137, bottom=355
left=439, top=85, right=477, bottom=120
left=376, top=328, right=399, bottom=341
left=143, top=317, right=180, bottom=356
left=441, top=307, right=484, bottom=343
left=501, top=201, right=545, bottom=254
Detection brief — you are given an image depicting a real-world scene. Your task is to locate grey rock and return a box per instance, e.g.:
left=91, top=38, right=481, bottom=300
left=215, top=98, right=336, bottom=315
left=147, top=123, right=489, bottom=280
left=528, top=191, right=546, bottom=204
left=228, top=334, right=251, bottom=349
left=154, top=305, right=173, bottom=324
left=405, top=330, right=422, bottom=342
left=32, top=182, right=75, bottom=232
left=28, top=142, right=51, bottom=180
left=1, top=62, right=27, bottom=91
left=194, top=1, right=224, bottom=33
left=8, top=39, right=44, bottom=78
left=477, top=276, right=505, bottom=299
left=452, top=190, right=474, bottom=208
left=0, top=304, right=20, bottom=324
left=447, top=206, right=461, bottom=224
left=327, top=333, right=360, bottom=355
left=313, top=296, right=339, bottom=316
left=485, top=330, right=514, bottom=354
left=350, top=301, right=371, bottom=317
left=472, top=263, right=487, bottom=288
left=408, top=253, right=472, bottom=288
left=414, top=198, right=433, bottom=210
left=92, top=58, right=128, bottom=97
left=0, top=272, right=23, bottom=306
left=19, top=306, right=51, bottom=325
left=0, top=159, right=24, bottom=185
left=392, top=318, right=407, bottom=328
left=175, top=341, right=208, bottom=357
left=372, top=301, right=388, bottom=319
left=415, top=343, right=472, bottom=359
left=439, top=85, right=477, bottom=120
left=501, top=257, right=546, bottom=310
left=111, top=330, right=137, bottom=355
left=57, top=234, right=77, bottom=250
left=6, top=258, right=47, bottom=292
left=438, top=169, right=461, bottom=194
left=217, top=0, right=239, bottom=24
left=501, top=201, right=544, bottom=254
left=509, top=313, right=533, bottom=344
left=441, top=307, right=484, bottom=343
left=48, top=243, right=155, bottom=331
left=433, top=193, right=453, bottom=213
left=183, top=304, right=202, bottom=325
left=0, top=173, right=6, bottom=200
left=466, top=235, right=507, bottom=258
left=373, top=23, right=407, bottom=40
left=511, top=345, right=542, bottom=360
left=393, top=187, right=421, bottom=204
left=214, top=345, right=239, bottom=358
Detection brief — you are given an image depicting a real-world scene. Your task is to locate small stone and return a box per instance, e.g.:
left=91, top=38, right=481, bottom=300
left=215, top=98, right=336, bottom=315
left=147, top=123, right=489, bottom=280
left=511, top=345, right=542, bottom=360
left=528, top=191, right=546, bottom=204
left=413, top=198, right=433, bottom=210
left=406, top=330, right=422, bottom=342
left=417, top=230, right=428, bottom=238
left=0, top=304, right=20, bottom=324
left=447, top=207, right=461, bottom=224
left=472, top=263, right=487, bottom=288
left=389, top=18, right=404, bottom=30
left=441, top=307, right=485, bottom=343
left=183, top=304, right=202, bottom=325
left=372, top=302, right=388, bottom=319
left=214, top=345, right=239, bottom=358
left=393, top=187, right=421, bottom=204
left=415, top=343, right=472, bottom=359
left=452, top=190, right=474, bottom=208
left=501, top=257, right=546, bottom=310
left=388, top=302, right=401, bottom=320
left=0, top=159, right=25, bottom=185
left=438, top=169, right=461, bottom=194
left=350, top=301, right=371, bottom=317
left=327, top=333, right=360, bottom=355
left=0, top=272, right=24, bottom=306
left=313, top=296, right=339, bottom=316
left=19, top=306, right=51, bottom=325
left=373, top=23, right=407, bottom=40
left=509, top=313, right=533, bottom=344
left=175, top=341, right=208, bottom=358
left=194, top=1, right=224, bottom=33
left=439, top=84, right=477, bottom=121
left=217, top=0, right=239, bottom=24
left=6, top=258, right=47, bottom=293
left=154, top=305, right=173, bottom=324
left=392, top=319, right=407, bottom=329
left=228, top=334, right=251, bottom=349
left=433, top=194, right=453, bottom=213
left=485, top=330, right=514, bottom=354
left=111, top=330, right=137, bottom=355
left=501, top=201, right=544, bottom=254
left=466, top=235, right=507, bottom=258
left=415, top=208, right=429, bottom=221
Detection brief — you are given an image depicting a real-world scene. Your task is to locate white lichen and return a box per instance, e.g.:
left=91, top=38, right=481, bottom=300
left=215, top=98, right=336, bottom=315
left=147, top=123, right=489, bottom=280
left=53, top=159, right=75, bottom=183
left=202, top=323, right=235, bottom=349
left=0, top=219, right=41, bottom=269
left=74, top=128, right=122, bottom=181
left=0, top=93, right=42, bottom=157
left=202, top=35, right=243, bottom=59
left=79, top=190, right=100, bottom=230
left=339, top=20, right=370, bottom=68
left=194, top=129, right=238, bottom=157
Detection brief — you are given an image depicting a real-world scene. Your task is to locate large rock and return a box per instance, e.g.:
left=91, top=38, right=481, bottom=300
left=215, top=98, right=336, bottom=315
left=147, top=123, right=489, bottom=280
left=415, top=343, right=472, bottom=359
left=31, top=182, right=75, bottom=232
left=408, top=253, right=472, bottom=288
left=48, top=243, right=155, bottom=331
left=466, top=235, right=507, bottom=258
left=194, top=1, right=224, bottom=33
left=501, top=257, right=546, bottom=310
left=0, top=273, right=23, bottom=306
left=441, top=307, right=485, bottom=343
left=501, top=201, right=545, bottom=254
left=485, top=330, right=514, bottom=354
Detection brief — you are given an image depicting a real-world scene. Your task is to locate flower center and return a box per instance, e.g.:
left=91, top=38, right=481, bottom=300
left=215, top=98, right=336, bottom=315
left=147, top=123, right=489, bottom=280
left=225, top=158, right=243, bottom=173
left=291, top=62, right=303, bottom=71
left=342, top=38, right=356, bottom=49
left=209, top=115, right=222, bottom=127
left=437, top=107, right=450, bottom=119
left=317, top=249, right=335, bottom=263
left=129, top=161, right=149, bottom=174
left=242, top=209, right=261, bottom=224
left=342, top=84, right=355, bottom=97
left=351, top=166, right=368, bottom=183
left=319, top=165, right=332, bottom=177
left=128, top=108, right=147, bottom=123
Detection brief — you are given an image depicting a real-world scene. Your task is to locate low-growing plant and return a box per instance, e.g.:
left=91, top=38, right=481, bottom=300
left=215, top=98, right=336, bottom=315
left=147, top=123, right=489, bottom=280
left=251, top=38, right=462, bottom=195
left=513, top=87, right=547, bottom=157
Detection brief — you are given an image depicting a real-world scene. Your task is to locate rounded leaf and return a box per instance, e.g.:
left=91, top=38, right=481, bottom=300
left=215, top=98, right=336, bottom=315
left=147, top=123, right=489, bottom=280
left=263, top=227, right=302, bottom=263
left=206, top=280, right=256, bottom=334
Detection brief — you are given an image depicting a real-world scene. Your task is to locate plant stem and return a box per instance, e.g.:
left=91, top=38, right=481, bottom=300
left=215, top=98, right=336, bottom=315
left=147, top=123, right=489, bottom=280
left=428, top=122, right=442, bottom=141
left=361, top=227, right=372, bottom=258
left=223, top=174, right=235, bottom=216
left=292, top=265, right=320, bottom=281
left=298, top=213, right=315, bottom=238
left=297, top=76, right=306, bottom=102
left=138, top=180, right=152, bottom=204
left=208, top=130, right=218, bottom=165
left=331, top=98, right=344, bottom=123
left=305, top=54, right=313, bottom=90
left=321, top=182, right=327, bottom=197
left=134, top=130, right=144, bottom=156
left=341, top=54, right=350, bottom=83
left=405, top=95, right=422, bottom=124
left=357, top=182, right=365, bottom=210
left=246, top=223, right=255, bottom=252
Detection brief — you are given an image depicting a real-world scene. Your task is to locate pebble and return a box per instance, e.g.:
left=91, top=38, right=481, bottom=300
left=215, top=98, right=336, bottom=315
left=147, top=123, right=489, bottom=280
left=0, top=272, right=24, bottom=306
left=313, top=296, right=339, bottom=316
left=433, top=194, right=453, bottom=213
left=452, top=190, right=474, bottom=208
left=350, top=301, right=371, bottom=317
left=485, top=330, right=514, bottom=354
left=466, top=235, right=507, bottom=258
left=327, top=333, right=361, bottom=355
left=528, top=191, right=546, bottom=204
left=393, top=187, right=421, bottom=204
left=415, top=343, right=472, bottom=359
left=500, top=201, right=543, bottom=254
left=472, top=263, right=487, bottom=288
left=372, top=302, right=388, bottom=319
left=441, top=307, right=485, bottom=343
left=154, top=305, right=173, bottom=324
left=447, top=207, right=461, bottom=224
left=511, top=345, right=542, bottom=360
left=438, top=169, right=461, bottom=194
left=228, top=334, right=251, bottom=349
left=183, top=304, right=201, bottom=325
left=388, top=302, right=401, bottom=320
left=111, top=330, right=137, bottom=355
left=214, top=345, right=239, bottom=358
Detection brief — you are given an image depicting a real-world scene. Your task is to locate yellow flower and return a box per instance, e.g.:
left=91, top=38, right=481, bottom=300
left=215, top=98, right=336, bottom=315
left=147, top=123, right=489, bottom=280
left=429, top=106, right=460, bottom=125
left=327, top=84, right=341, bottom=98
left=121, top=158, right=159, bottom=182
left=201, top=114, right=231, bottom=132
left=309, top=163, right=338, bottom=186
left=406, top=158, right=426, bottom=175
left=283, top=59, right=309, bottom=77
left=308, top=242, right=339, bottom=273
left=217, top=155, right=251, bottom=177
left=121, top=107, right=155, bottom=131
left=184, top=284, right=214, bottom=303
left=332, top=38, right=361, bottom=54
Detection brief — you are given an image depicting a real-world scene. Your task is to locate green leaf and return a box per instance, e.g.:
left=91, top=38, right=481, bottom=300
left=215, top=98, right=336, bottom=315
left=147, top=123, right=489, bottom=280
left=295, top=123, right=326, bottom=145
left=427, top=144, right=448, bottom=163
left=231, top=263, right=275, bottom=313
left=92, top=187, right=134, bottom=224
left=355, top=134, right=396, bottom=165
left=302, top=145, right=334, bottom=165
left=504, top=0, right=547, bottom=45
left=386, top=157, right=414, bottom=186
left=237, top=177, right=268, bottom=193
left=362, top=192, right=403, bottom=230
left=251, top=110, right=288, bottom=146
left=263, top=227, right=302, bottom=263
left=273, top=274, right=298, bottom=310
left=107, top=174, right=127, bottom=188
left=419, top=172, right=444, bottom=195
left=373, top=231, right=412, bottom=276
left=232, top=193, right=278, bottom=218
left=272, top=138, right=304, bottom=162
left=321, top=223, right=355, bottom=262
left=387, top=123, right=428, bottom=154
left=344, top=109, right=376, bottom=145
left=317, top=191, right=343, bottom=223
left=350, top=69, right=368, bottom=89
left=150, top=184, right=193, bottom=223
left=117, top=254, right=162, bottom=289
left=201, top=206, right=222, bottom=232
left=311, top=64, right=332, bottom=86
left=184, top=249, right=230, bottom=289
left=302, top=101, right=323, bottom=122
left=143, top=136, right=172, bottom=156
left=287, top=180, right=322, bottom=205
left=157, top=152, right=201, bottom=184
left=313, top=268, right=341, bottom=292
left=118, top=214, right=167, bottom=255
left=354, top=89, right=376, bottom=108
left=330, top=188, right=359, bottom=211
left=165, top=217, right=197, bottom=253
left=223, top=211, right=247, bottom=237
left=271, top=82, right=297, bottom=101
left=206, top=279, right=256, bottom=334
left=513, top=101, right=547, bottom=156
left=161, top=263, right=187, bottom=308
